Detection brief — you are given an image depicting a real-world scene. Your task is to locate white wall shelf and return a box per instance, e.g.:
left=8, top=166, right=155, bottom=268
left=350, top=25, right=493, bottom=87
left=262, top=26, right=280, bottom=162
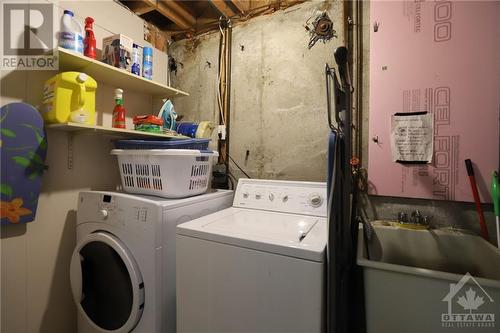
left=47, top=122, right=188, bottom=139
left=47, top=122, right=189, bottom=169
left=57, top=47, right=189, bottom=98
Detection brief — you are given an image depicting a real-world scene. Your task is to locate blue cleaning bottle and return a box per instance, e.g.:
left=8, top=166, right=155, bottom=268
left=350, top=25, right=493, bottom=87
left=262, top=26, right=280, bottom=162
left=142, top=47, right=153, bottom=80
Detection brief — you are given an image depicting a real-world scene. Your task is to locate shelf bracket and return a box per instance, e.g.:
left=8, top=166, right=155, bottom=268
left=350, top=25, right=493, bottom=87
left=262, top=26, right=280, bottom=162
left=67, top=132, right=74, bottom=169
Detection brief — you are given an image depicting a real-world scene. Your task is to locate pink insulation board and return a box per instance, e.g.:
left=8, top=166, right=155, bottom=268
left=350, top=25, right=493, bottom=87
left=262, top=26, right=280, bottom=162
left=368, top=0, right=499, bottom=203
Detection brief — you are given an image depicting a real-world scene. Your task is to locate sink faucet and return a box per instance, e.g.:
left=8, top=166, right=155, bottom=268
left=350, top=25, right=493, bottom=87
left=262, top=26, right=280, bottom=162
left=397, top=212, right=409, bottom=224
left=411, top=210, right=424, bottom=224
left=397, top=210, right=431, bottom=226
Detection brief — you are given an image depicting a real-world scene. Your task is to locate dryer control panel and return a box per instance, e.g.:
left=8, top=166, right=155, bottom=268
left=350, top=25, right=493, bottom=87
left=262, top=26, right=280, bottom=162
left=233, top=179, right=327, bottom=217
left=77, top=192, right=161, bottom=235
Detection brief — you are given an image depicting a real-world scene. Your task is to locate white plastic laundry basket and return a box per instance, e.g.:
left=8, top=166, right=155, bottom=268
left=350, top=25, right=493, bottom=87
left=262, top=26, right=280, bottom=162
left=111, top=149, right=218, bottom=198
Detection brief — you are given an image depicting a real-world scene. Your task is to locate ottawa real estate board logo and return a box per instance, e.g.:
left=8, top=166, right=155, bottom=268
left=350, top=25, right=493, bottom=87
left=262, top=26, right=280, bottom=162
left=441, top=273, right=495, bottom=329
left=1, top=2, right=57, bottom=70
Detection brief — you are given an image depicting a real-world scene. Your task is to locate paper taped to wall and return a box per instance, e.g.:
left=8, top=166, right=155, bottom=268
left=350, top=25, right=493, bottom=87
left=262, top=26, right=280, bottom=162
left=391, top=112, right=433, bottom=163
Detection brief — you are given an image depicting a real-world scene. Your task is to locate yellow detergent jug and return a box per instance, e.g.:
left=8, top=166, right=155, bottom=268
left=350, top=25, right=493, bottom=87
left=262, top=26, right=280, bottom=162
left=41, top=72, right=97, bottom=125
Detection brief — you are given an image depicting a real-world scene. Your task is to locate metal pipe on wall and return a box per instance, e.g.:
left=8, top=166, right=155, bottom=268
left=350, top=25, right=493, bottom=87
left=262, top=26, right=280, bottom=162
left=217, top=22, right=225, bottom=165
left=354, top=0, right=363, bottom=165
left=225, top=21, right=232, bottom=182
left=216, top=18, right=232, bottom=189
left=345, top=0, right=363, bottom=165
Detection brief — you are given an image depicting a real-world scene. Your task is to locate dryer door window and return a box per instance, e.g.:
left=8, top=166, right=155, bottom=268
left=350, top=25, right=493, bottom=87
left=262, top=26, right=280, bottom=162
left=70, top=231, right=145, bottom=332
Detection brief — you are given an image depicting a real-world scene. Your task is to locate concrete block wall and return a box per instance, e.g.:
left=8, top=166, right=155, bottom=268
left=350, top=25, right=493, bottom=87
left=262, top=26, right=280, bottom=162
left=170, top=0, right=345, bottom=182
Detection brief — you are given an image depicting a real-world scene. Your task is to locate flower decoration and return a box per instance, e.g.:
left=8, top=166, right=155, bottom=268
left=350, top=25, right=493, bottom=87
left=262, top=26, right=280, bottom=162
left=1, top=198, right=32, bottom=223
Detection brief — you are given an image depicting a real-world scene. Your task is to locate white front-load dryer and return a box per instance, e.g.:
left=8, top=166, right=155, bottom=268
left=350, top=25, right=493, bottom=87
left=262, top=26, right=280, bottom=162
left=70, top=190, right=233, bottom=333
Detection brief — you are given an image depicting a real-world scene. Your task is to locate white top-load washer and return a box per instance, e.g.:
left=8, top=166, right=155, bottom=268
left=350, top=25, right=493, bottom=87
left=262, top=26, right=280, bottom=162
left=70, top=190, right=233, bottom=333
left=176, top=179, right=327, bottom=333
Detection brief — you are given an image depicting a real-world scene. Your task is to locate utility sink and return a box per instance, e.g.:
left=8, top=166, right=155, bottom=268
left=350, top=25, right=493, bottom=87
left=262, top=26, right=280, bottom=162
left=357, top=222, right=500, bottom=333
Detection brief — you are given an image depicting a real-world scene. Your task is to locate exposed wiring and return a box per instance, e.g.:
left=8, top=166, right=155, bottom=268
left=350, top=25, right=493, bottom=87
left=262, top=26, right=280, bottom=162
left=228, top=154, right=251, bottom=178
left=227, top=171, right=239, bottom=189
left=227, top=172, right=235, bottom=190
left=217, top=24, right=226, bottom=126
left=217, top=75, right=225, bottom=125
left=228, top=170, right=238, bottom=182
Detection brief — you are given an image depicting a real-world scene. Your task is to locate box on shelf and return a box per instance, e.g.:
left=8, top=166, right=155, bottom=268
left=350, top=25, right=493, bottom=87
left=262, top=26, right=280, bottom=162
left=102, top=34, right=133, bottom=71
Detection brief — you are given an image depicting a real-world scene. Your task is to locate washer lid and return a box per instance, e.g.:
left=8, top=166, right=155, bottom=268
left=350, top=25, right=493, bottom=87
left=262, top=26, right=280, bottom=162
left=177, top=208, right=326, bottom=262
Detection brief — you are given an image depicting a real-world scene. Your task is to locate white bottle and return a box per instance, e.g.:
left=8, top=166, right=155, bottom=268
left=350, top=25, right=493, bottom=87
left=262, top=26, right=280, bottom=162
left=60, top=10, right=83, bottom=54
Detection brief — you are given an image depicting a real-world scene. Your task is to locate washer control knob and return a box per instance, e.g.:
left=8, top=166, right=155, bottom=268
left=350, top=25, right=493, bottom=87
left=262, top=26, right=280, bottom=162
left=255, top=193, right=262, bottom=200
left=268, top=193, right=275, bottom=201
left=99, top=209, right=108, bottom=219
left=282, top=195, right=289, bottom=203
left=242, top=192, right=249, bottom=198
left=308, top=194, right=323, bottom=207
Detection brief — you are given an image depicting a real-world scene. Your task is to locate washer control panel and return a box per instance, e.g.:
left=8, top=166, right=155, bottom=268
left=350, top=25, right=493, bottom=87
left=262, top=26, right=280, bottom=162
left=233, top=179, right=327, bottom=217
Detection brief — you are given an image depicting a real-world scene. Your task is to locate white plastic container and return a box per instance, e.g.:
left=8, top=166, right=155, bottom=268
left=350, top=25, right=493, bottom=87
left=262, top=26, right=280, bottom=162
left=111, top=149, right=218, bottom=198
left=59, top=10, right=83, bottom=54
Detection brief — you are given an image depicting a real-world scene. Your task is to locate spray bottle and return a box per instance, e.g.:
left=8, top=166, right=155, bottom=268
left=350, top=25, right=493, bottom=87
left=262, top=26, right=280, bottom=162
left=112, top=89, right=126, bottom=129
left=84, top=17, right=96, bottom=59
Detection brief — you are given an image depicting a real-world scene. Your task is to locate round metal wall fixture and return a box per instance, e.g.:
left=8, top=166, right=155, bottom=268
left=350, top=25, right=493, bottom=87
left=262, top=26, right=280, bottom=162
left=306, top=12, right=337, bottom=49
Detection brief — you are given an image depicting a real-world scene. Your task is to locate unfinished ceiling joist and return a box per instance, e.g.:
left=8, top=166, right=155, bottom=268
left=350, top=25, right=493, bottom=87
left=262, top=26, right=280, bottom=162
left=120, top=0, right=307, bottom=39
left=210, top=0, right=236, bottom=18
left=135, top=5, right=156, bottom=15
left=135, top=7, right=156, bottom=15
left=122, top=0, right=157, bottom=15
left=156, top=0, right=196, bottom=30
left=230, top=0, right=249, bottom=14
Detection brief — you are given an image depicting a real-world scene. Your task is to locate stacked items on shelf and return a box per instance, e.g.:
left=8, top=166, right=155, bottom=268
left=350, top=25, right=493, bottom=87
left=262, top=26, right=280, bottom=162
left=60, top=9, right=153, bottom=79
left=47, top=8, right=195, bottom=140
left=133, top=115, right=163, bottom=133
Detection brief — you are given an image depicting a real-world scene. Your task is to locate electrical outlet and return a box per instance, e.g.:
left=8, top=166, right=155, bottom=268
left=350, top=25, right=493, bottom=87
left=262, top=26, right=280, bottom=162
left=218, top=125, right=226, bottom=140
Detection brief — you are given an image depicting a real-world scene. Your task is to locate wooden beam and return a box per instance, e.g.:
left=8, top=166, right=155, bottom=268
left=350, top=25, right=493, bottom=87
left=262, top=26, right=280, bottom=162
left=230, top=0, right=249, bottom=14
left=162, top=1, right=196, bottom=25
left=155, top=0, right=196, bottom=30
left=135, top=5, right=156, bottom=15
left=210, top=0, right=236, bottom=18
left=123, top=0, right=157, bottom=15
